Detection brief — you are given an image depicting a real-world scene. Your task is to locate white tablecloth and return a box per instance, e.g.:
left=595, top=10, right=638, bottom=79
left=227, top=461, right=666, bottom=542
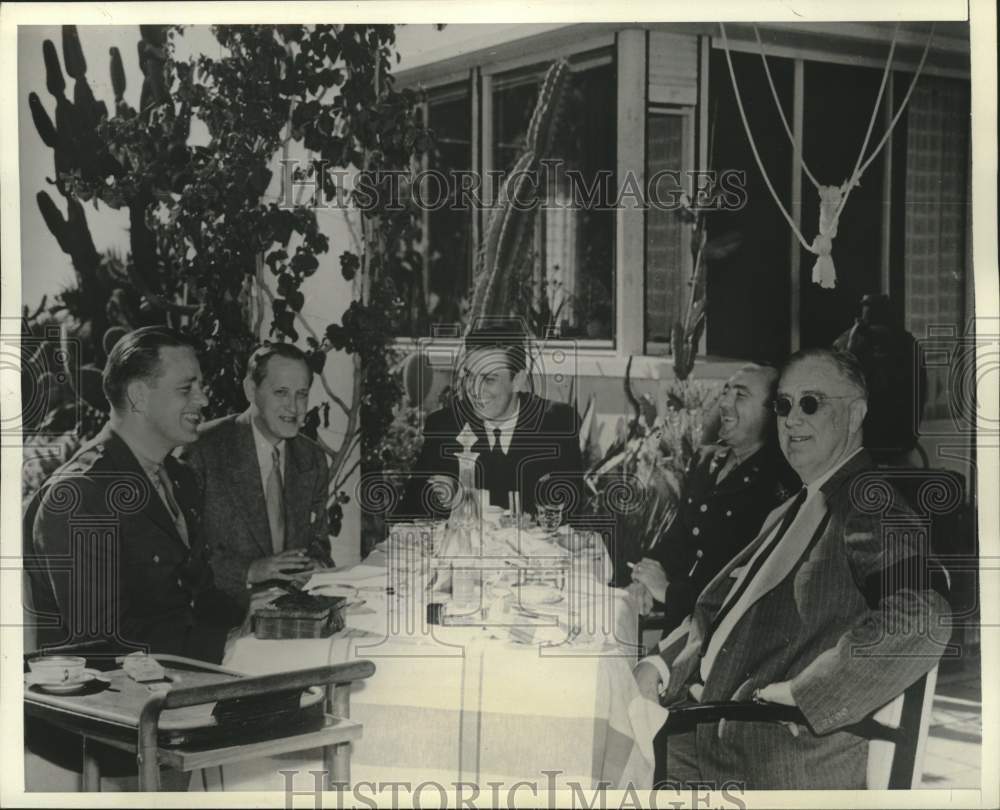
left=196, top=530, right=661, bottom=793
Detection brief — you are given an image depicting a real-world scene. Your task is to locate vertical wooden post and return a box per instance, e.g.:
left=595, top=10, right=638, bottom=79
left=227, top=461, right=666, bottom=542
left=880, top=75, right=894, bottom=294
left=789, top=58, right=804, bottom=352
left=615, top=28, right=647, bottom=355
left=326, top=682, right=353, bottom=789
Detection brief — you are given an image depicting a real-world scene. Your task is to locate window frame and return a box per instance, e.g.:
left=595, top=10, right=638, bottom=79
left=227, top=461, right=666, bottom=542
left=393, top=23, right=972, bottom=381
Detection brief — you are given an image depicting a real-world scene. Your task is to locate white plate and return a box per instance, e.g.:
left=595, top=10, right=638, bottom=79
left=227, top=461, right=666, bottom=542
left=27, top=668, right=105, bottom=694
left=515, top=584, right=564, bottom=606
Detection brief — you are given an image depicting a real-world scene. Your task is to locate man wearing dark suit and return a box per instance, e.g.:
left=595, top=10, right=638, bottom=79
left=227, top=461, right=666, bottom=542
left=398, top=321, right=583, bottom=520
left=634, top=348, right=951, bottom=789
left=183, top=343, right=333, bottom=607
left=631, top=364, right=799, bottom=637
left=29, top=326, right=243, bottom=664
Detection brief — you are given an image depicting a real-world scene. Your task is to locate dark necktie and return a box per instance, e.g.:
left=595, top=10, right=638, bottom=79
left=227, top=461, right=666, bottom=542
left=155, top=464, right=189, bottom=547
left=492, top=428, right=504, bottom=454
left=704, top=486, right=808, bottom=646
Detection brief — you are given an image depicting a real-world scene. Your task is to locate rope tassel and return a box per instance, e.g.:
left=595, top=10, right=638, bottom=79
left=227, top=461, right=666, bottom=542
left=810, top=181, right=853, bottom=289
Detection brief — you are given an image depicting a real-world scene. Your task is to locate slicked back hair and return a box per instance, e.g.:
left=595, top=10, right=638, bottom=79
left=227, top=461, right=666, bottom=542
left=102, top=326, right=200, bottom=411
left=245, top=342, right=313, bottom=387
left=463, top=319, right=529, bottom=375
left=780, top=347, right=869, bottom=400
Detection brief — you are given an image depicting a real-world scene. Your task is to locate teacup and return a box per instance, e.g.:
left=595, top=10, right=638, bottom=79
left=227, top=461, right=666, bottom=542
left=28, top=655, right=87, bottom=684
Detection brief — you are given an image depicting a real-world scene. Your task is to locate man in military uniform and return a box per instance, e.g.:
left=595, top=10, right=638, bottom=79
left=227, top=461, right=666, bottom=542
left=28, top=326, right=243, bottom=664
left=631, top=363, right=799, bottom=637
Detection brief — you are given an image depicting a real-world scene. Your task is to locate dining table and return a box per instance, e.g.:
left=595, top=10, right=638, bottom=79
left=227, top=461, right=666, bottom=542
left=194, top=520, right=666, bottom=794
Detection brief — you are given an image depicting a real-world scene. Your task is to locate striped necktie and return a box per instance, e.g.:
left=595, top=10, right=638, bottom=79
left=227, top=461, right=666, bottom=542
left=265, top=443, right=286, bottom=554
left=703, top=486, right=808, bottom=647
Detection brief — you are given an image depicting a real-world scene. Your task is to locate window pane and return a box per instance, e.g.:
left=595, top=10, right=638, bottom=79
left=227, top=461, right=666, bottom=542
left=705, top=48, right=793, bottom=362
left=426, top=89, right=473, bottom=331
left=901, top=74, right=969, bottom=419
left=491, top=61, right=616, bottom=340
left=645, top=113, right=687, bottom=349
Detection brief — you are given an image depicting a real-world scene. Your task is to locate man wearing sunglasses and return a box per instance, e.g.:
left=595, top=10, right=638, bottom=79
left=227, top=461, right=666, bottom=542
left=635, top=348, right=951, bottom=789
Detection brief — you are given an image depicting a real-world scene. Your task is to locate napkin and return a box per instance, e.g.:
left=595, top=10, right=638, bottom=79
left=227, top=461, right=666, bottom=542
left=628, top=696, right=670, bottom=764
left=305, top=564, right=387, bottom=589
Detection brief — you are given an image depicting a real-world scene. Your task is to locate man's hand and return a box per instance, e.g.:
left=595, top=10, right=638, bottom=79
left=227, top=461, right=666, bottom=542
left=634, top=661, right=663, bottom=703
left=631, top=558, right=668, bottom=604
left=246, top=549, right=317, bottom=585
left=754, top=680, right=796, bottom=706
left=626, top=581, right=655, bottom=615
left=753, top=681, right=800, bottom=736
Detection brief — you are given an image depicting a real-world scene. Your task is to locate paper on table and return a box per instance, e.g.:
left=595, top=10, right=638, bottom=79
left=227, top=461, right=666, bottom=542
left=627, top=696, right=670, bottom=764
left=304, top=564, right=388, bottom=589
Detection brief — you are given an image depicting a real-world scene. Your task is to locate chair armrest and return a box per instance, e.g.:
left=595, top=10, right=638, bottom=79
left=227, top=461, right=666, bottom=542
left=160, top=661, right=376, bottom=710
left=662, top=700, right=903, bottom=743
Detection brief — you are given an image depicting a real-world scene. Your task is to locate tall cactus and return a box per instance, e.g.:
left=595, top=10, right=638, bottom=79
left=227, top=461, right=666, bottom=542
left=467, top=59, right=570, bottom=328
left=27, top=26, right=177, bottom=420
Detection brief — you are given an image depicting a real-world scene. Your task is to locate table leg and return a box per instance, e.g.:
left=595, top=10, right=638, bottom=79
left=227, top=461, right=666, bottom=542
left=324, top=741, right=350, bottom=789
left=137, top=726, right=161, bottom=791
left=81, top=738, right=101, bottom=792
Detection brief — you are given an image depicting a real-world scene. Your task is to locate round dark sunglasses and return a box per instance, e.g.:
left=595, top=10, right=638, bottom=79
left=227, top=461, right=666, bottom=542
left=773, top=394, right=856, bottom=417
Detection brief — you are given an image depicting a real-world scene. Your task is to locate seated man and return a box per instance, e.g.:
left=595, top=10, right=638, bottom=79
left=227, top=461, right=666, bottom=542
left=634, top=348, right=951, bottom=789
left=398, top=320, right=583, bottom=520
left=631, top=363, right=799, bottom=637
left=28, top=326, right=243, bottom=664
left=183, top=342, right=333, bottom=607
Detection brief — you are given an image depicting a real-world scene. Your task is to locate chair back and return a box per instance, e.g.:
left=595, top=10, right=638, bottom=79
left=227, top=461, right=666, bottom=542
left=866, top=665, right=938, bottom=789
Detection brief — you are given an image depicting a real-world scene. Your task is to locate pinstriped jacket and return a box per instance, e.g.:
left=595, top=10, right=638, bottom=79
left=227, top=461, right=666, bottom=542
left=183, top=410, right=331, bottom=608
left=656, top=450, right=951, bottom=789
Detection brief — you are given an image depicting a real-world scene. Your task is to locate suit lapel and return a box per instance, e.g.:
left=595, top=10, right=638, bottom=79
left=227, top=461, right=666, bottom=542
left=701, top=450, right=873, bottom=680
left=232, top=411, right=272, bottom=556
left=103, top=428, right=186, bottom=550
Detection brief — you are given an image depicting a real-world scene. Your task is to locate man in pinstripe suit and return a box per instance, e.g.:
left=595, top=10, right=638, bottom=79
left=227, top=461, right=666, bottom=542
left=634, top=348, right=951, bottom=789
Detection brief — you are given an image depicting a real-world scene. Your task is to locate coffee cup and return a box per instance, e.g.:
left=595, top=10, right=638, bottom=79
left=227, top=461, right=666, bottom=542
left=28, top=655, right=87, bottom=684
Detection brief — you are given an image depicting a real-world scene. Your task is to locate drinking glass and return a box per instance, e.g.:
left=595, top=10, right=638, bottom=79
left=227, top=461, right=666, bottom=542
left=537, top=502, right=564, bottom=534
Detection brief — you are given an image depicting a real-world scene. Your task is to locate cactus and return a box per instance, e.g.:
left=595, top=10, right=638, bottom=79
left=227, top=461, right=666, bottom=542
left=27, top=26, right=180, bottom=424
left=467, top=59, right=570, bottom=328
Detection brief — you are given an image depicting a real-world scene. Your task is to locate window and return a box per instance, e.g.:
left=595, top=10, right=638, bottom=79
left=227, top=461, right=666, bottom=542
left=900, top=74, right=970, bottom=419
left=799, top=60, right=888, bottom=348
left=395, top=52, right=617, bottom=341
left=491, top=58, right=617, bottom=341
left=705, top=48, right=794, bottom=363
left=645, top=109, right=693, bottom=353
left=424, top=83, right=473, bottom=332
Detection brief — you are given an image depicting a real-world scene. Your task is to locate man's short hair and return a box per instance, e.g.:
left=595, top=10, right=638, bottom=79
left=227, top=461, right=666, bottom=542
left=102, top=326, right=200, bottom=410
left=463, top=319, right=529, bottom=375
left=245, top=342, right=312, bottom=386
left=739, top=362, right=780, bottom=404
left=780, top=347, right=869, bottom=399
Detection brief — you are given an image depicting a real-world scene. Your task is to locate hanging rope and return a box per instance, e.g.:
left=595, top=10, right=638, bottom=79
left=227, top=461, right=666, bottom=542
left=753, top=25, right=822, bottom=190
left=720, top=22, right=935, bottom=289
left=718, top=24, right=815, bottom=254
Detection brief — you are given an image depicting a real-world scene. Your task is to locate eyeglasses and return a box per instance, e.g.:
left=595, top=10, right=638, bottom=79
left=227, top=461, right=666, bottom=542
left=772, top=394, right=856, bottom=417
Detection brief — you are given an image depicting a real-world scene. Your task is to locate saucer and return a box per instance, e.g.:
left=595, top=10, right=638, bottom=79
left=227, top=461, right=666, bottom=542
left=27, top=668, right=105, bottom=695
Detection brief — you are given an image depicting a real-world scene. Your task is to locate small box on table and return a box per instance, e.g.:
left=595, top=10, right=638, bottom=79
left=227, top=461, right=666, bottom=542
left=253, top=593, right=347, bottom=640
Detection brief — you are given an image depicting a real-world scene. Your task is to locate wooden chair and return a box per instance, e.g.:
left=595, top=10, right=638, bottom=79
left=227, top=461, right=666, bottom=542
left=658, top=666, right=939, bottom=789
left=24, top=647, right=376, bottom=792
